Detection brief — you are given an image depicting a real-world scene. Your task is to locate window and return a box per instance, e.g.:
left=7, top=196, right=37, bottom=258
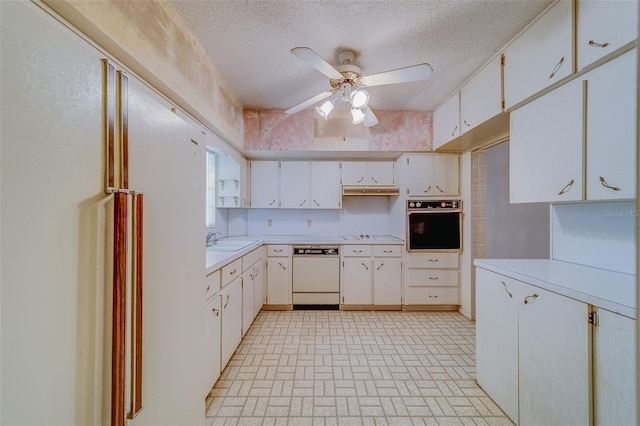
left=206, top=149, right=216, bottom=227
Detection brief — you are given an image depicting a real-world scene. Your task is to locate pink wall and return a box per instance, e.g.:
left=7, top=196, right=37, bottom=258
left=244, top=109, right=433, bottom=152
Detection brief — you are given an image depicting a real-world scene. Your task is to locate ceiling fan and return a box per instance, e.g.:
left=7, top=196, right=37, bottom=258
left=285, top=47, right=433, bottom=127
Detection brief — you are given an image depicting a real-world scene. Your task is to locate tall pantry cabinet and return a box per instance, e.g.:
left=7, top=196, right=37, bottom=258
left=1, top=2, right=209, bottom=425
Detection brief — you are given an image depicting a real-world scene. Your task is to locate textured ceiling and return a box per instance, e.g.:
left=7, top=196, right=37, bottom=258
left=167, top=0, right=553, bottom=112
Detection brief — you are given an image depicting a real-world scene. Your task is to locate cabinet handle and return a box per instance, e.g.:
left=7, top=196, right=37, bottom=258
left=212, top=308, right=220, bottom=317
left=523, top=294, right=538, bottom=305
left=224, top=294, right=230, bottom=309
left=428, top=295, right=439, bottom=299
left=599, top=176, right=620, bottom=191
left=501, top=281, right=513, bottom=298
left=278, top=262, right=286, bottom=270
left=429, top=276, right=438, bottom=280
left=361, top=262, right=369, bottom=270
left=451, top=125, right=458, bottom=137
left=377, top=263, right=384, bottom=270
left=548, top=56, right=565, bottom=79
left=254, top=269, right=259, bottom=279
left=463, top=120, right=471, bottom=127
left=268, top=199, right=276, bottom=206
left=313, top=200, right=320, bottom=206
left=558, top=179, right=574, bottom=195
left=206, top=285, right=211, bottom=292
left=500, top=281, right=513, bottom=298
left=383, top=250, right=392, bottom=253
left=588, top=40, right=610, bottom=49
left=436, top=185, right=444, bottom=193
left=423, top=186, right=432, bottom=193
left=353, top=250, right=362, bottom=253
left=357, top=176, right=365, bottom=183
left=273, top=249, right=283, bottom=253
left=229, top=269, right=237, bottom=276
left=371, top=177, right=379, bottom=184
left=428, top=258, right=438, bottom=262
left=298, top=199, right=307, bottom=207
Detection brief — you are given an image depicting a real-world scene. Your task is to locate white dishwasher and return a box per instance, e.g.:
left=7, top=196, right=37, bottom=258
left=292, top=245, right=340, bottom=309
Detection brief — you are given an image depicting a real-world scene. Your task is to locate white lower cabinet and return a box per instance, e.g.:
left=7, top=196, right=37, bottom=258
left=404, top=252, right=459, bottom=306
left=204, top=294, right=221, bottom=390
left=266, top=245, right=292, bottom=306
left=372, top=258, right=402, bottom=305
left=342, top=257, right=372, bottom=305
left=476, top=267, right=635, bottom=426
left=253, top=259, right=265, bottom=317
left=593, top=308, right=637, bottom=426
left=220, top=277, right=242, bottom=370
left=241, top=268, right=254, bottom=337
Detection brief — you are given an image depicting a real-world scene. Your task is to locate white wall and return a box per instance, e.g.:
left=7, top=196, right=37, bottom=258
left=459, top=152, right=473, bottom=319
left=551, top=201, right=636, bottom=275
left=247, top=197, right=392, bottom=236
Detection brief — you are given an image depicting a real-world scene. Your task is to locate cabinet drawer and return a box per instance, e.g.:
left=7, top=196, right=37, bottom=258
left=206, top=269, right=221, bottom=296
left=243, top=247, right=264, bottom=271
left=267, top=245, right=290, bottom=257
left=221, top=258, right=242, bottom=288
left=406, top=252, right=458, bottom=269
left=405, top=286, right=458, bottom=305
left=406, top=269, right=459, bottom=287
left=373, top=245, right=402, bottom=257
left=343, top=245, right=371, bottom=257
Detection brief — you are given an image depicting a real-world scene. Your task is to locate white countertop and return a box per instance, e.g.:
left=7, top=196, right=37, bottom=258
left=474, top=259, right=637, bottom=319
left=206, top=235, right=404, bottom=274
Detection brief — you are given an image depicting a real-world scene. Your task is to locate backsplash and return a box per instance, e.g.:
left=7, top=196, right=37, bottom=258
left=244, top=109, right=432, bottom=151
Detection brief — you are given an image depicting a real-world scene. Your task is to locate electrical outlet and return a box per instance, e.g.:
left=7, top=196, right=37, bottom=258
left=267, top=219, right=272, bottom=227
left=307, top=219, right=312, bottom=227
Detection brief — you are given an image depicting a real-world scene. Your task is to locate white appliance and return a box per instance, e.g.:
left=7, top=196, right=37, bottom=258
left=1, top=2, right=207, bottom=424
left=292, top=246, right=340, bottom=308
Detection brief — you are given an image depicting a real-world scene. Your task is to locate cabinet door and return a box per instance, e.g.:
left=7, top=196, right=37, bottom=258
left=510, top=79, right=584, bottom=203
left=241, top=270, right=254, bottom=336
left=253, top=262, right=265, bottom=317
left=266, top=258, right=291, bottom=305
left=221, top=278, right=242, bottom=369
left=250, top=160, right=279, bottom=208
left=280, top=161, right=310, bottom=208
left=432, top=154, right=459, bottom=196
left=341, top=258, right=372, bottom=305
left=311, top=161, right=342, bottom=208
left=518, top=285, right=590, bottom=426
left=405, top=154, right=434, bottom=196
left=205, top=295, right=221, bottom=387
left=368, top=161, right=395, bottom=185
left=577, top=0, right=638, bottom=70
left=433, top=93, right=460, bottom=149
left=341, top=161, right=368, bottom=185
left=593, top=309, right=637, bottom=426
left=475, top=268, right=520, bottom=423
left=503, top=0, right=573, bottom=109
left=373, top=258, right=401, bottom=305
left=586, top=49, right=637, bottom=200
left=460, top=55, right=502, bottom=134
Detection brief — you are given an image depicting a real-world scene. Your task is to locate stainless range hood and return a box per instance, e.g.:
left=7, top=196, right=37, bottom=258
left=342, top=185, right=400, bottom=196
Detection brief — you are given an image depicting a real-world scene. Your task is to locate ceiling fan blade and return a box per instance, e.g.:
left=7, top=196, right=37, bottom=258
left=359, top=63, right=433, bottom=87
left=285, top=90, right=334, bottom=114
left=291, top=47, right=344, bottom=80
left=362, top=106, right=379, bottom=128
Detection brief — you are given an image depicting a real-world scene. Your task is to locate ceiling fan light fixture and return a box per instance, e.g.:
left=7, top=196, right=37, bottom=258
left=316, top=100, right=334, bottom=119
left=350, top=89, right=369, bottom=109
left=363, top=106, right=379, bottom=128
left=351, top=107, right=366, bottom=124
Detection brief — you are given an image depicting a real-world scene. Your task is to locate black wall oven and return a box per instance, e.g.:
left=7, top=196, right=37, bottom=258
left=407, top=200, right=462, bottom=251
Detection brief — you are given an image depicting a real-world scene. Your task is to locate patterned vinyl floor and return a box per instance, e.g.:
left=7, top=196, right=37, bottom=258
left=206, top=310, right=513, bottom=426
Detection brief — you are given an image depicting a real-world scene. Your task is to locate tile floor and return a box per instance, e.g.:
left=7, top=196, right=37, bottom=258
left=206, top=310, right=513, bottom=426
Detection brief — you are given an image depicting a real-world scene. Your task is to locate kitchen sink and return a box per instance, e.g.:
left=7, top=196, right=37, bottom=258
left=206, top=240, right=258, bottom=252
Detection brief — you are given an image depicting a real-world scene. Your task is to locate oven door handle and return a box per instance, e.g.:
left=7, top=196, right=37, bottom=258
left=407, top=209, right=462, bottom=214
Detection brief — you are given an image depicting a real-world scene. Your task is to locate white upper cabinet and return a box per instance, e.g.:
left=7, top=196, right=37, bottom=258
left=310, top=161, right=342, bottom=208
left=576, top=0, right=638, bottom=71
left=341, top=161, right=395, bottom=185
left=405, top=154, right=459, bottom=196
left=216, top=152, right=242, bottom=208
left=460, top=55, right=503, bottom=134
left=510, top=78, right=583, bottom=203
left=585, top=48, right=637, bottom=200
left=503, top=0, right=573, bottom=109
left=279, top=161, right=310, bottom=208
left=433, top=93, right=460, bottom=149
left=249, top=160, right=279, bottom=208
left=240, top=157, right=249, bottom=207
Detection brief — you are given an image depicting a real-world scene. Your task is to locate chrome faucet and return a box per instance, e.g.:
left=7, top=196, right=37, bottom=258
left=206, top=231, right=222, bottom=247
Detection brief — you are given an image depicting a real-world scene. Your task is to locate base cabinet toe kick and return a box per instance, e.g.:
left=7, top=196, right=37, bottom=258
left=474, top=261, right=637, bottom=426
